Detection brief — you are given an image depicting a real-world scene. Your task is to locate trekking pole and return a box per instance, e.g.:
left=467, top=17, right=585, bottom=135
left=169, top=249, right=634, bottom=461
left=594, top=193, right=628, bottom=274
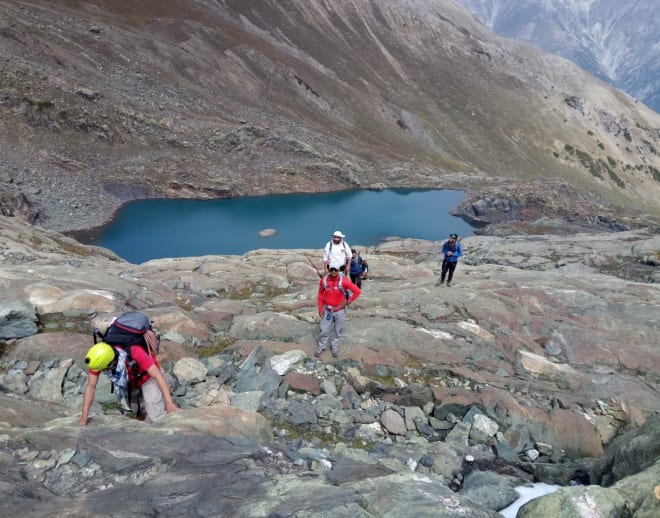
left=306, top=256, right=323, bottom=278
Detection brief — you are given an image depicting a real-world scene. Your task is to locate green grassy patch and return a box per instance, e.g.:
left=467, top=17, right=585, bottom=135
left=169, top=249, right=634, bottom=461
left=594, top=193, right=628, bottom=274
left=270, top=416, right=374, bottom=450
left=196, top=338, right=236, bottom=358
left=575, top=149, right=602, bottom=178
left=604, top=163, right=625, bottom=188
left=23, top=97, right=54, bottom=111
left=224, top=282, right=290, bottom=300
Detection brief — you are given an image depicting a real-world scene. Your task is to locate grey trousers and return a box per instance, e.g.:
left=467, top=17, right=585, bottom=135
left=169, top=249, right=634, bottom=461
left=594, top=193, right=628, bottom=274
left=318, top=308, right=346, bottom=354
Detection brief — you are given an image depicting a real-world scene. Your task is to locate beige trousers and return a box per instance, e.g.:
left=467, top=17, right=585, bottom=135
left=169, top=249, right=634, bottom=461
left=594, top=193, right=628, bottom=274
left=140, top=377, right=166, bottom=423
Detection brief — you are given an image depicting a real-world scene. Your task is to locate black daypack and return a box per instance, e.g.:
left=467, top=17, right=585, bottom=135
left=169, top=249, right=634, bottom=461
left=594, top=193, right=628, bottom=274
left=100, top=311, right=152, bottom=350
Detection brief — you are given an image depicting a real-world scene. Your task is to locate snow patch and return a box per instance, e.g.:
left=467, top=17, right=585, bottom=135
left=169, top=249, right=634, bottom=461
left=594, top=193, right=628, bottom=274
left=499, top=482, right=560, bottom=517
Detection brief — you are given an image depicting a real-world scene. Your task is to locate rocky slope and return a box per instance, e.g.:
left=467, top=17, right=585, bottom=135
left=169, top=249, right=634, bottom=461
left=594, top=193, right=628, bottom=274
left=456, top=0, right=660, bottom=113
left=1, top=214, right=659, bottom=515
left=1, top=0, right=659, bottom=234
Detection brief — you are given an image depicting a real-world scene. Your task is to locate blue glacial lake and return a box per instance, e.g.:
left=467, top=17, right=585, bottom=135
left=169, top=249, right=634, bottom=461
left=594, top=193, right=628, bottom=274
left=72, top=189, right=475, bottom=263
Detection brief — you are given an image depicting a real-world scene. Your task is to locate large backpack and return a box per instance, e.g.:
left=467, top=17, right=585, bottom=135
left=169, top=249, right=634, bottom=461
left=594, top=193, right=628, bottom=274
left=92, top=311, right=158, bottom=414
left=100, top=311, right=153, bottom=350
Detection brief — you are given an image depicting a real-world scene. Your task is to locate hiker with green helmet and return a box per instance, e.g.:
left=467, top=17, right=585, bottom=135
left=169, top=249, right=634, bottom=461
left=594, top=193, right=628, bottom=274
left=437, top=233, right=463, bottom=287
left=79, top=339, right=179, bottom=425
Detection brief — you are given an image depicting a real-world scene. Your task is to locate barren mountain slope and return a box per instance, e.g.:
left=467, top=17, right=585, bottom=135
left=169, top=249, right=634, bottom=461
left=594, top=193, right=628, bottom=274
left=1, top=0, right=659, bottom=231
left=456, top=0, right=660, bottom=113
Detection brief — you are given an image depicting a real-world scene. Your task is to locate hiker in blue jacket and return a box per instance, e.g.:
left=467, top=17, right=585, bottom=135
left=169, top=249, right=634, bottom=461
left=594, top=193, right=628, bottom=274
left=349, top=249, right=367, bottom=288
left=437, top=233, right=462, bottom=287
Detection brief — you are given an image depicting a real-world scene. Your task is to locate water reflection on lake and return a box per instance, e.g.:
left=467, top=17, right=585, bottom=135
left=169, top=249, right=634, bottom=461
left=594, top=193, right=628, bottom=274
left=73, top=189, right=475, bottom=263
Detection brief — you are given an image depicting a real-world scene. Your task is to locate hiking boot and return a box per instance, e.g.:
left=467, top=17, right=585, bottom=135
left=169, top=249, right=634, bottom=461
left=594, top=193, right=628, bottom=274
left=332, top=350, right=339, bottom=358
left=314, top=350, right=322, bottom=358
left=446, top=281, right=452, bottom=287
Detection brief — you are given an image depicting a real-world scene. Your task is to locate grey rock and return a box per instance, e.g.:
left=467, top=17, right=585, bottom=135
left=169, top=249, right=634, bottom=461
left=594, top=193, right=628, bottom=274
left=315, top=393, right=343, bottom=419
left=320, top=379, right=338, bottom=397
left=429, top=416, right=455, bottom=430
left=517, top=485, right=627, bottom=518
left=494, top=443, right=519, bottom=463
left=346, top=408, right=378, bottom=424
left=380, top=409, right=406, bottom=435
left=503, top=424, right=534, bottom=453
left=270, top=349, right=306, bottom=375
left=591, top=413, right=660, bottom=486
left=404, top=406, right=427, bottom=430
left=229, top=390, right=264, bottom=412
left=288, top=401, right=318, bottom=425
left=446, top=421, right=472, bottom=447
left=0, top=300, right=37, bottom=322
left=460, top=470, right=521, bottom=511
left=434, top=403, right=471, bottom=421
left=414, top=416, right=436, bottom=437
left=0, top=370, right=28, bottom=394
left=28, top=363, right=70, bottom=403
left=472, top=414, right=499, bottom=437
left=0, top=320, right=38, bottom=340
left=234, top=345, right=281, bottom=396
left=173, top=357, right=208, bottom=384
left=355, top=422, right=385, bottom=441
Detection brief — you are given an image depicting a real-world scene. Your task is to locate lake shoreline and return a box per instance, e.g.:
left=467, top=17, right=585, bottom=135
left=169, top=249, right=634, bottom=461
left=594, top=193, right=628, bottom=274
left=67, top=189, right=476, bottom=263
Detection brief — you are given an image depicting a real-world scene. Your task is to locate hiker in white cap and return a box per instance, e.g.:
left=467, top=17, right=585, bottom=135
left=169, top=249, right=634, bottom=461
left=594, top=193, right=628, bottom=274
left=323, top=230, right=351, bottom=274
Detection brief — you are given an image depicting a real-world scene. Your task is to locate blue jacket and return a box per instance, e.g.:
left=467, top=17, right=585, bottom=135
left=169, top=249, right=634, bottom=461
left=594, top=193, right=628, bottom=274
left=441, top=240, right=462, bottom=263
left=350, top=255, right=366, bottom=275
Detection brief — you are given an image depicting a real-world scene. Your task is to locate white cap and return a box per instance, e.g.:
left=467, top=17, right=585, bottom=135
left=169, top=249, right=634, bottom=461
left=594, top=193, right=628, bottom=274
left=332, top=230, right=345, bottom=238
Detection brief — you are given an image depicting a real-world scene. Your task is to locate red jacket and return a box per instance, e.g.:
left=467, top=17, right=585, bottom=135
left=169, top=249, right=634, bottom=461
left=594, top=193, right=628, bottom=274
left=318, top=274, right=361, bottom=313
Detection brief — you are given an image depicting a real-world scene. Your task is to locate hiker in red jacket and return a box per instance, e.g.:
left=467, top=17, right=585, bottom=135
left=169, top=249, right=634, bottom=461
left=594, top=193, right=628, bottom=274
left=316, top=266, right=361, bottom=358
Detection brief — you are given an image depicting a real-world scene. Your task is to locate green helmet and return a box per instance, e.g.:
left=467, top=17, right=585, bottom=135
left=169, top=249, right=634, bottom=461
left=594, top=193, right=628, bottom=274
left=84, top=342, right=116, bottom=371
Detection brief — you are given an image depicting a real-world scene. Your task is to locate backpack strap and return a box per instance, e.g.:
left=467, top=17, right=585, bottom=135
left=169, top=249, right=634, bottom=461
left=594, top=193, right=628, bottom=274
left=322, top=273, right=345, bottom=294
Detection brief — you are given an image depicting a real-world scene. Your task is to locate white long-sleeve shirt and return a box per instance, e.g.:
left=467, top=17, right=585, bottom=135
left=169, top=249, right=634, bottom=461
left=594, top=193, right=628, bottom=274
left=323, top=239, right=351, bottom=270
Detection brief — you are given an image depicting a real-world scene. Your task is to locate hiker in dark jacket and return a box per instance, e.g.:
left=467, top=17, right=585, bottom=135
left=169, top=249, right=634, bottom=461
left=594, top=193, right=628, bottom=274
left=349, top=248, right=368, bottom=288
left=437, top=233, right=463, bottom=287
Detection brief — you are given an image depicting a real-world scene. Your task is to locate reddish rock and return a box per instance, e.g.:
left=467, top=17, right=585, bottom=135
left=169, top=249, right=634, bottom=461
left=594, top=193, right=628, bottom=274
left=431, top=387, right=480, bottom=406
left=5, top=332, right=90, bottom=362
left=284, top=372, right=321, bottom=396
left=544, top=408, right=604, bottom=458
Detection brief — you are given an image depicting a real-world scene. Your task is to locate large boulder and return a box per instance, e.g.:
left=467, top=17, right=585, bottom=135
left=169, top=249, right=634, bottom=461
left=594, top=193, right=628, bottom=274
left=0, top=300, right=37, bottom=339
left=591, top=414, right=660, bottom=486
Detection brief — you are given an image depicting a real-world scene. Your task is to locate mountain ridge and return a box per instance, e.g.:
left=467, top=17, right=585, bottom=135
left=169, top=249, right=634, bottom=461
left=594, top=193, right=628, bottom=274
left=456, top=0, right=660, bottom=113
